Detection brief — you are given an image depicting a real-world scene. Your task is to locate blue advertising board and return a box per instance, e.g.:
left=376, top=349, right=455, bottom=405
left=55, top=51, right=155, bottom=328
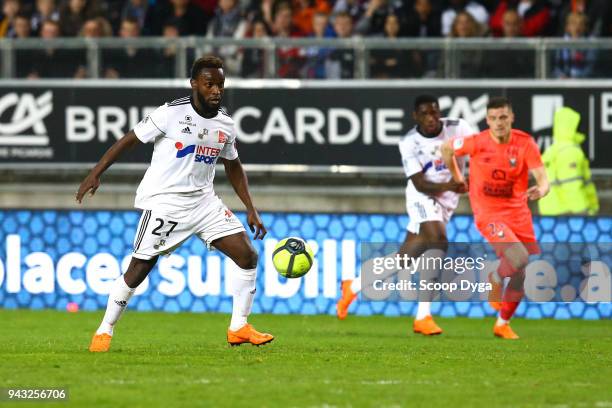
left=0, top=210, right=610, bottom=320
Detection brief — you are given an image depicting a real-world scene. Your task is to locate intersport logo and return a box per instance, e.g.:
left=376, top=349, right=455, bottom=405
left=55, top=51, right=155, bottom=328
left=0, top=91, right=53, bottom=146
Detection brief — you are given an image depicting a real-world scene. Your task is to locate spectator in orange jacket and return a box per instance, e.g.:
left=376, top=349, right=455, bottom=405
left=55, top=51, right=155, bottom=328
left=292, top=0, right=330, bottom=35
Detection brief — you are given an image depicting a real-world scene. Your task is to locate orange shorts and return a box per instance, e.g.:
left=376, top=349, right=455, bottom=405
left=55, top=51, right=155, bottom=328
left=475, top=216, right=540, bottom=256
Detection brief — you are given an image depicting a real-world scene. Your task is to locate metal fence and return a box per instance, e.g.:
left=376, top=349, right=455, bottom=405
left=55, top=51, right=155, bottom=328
left=2, top=37, right=612, bottom=80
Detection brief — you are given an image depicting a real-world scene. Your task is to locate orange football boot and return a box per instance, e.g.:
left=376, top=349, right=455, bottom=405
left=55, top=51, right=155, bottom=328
left=488, top=272, right=502, bottom=311
left=413, top=315, right=443, bottom=336
left=336, top=280, right=357, bottom=320
left=89, top=333, right=112, bottom=352
left=494, top=323, right=519, bottom=339
left=227, top=324, right=274, bottom=346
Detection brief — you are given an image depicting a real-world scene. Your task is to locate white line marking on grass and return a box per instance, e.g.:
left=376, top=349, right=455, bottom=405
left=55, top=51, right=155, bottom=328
left=360, top=380, right=402, bottom=385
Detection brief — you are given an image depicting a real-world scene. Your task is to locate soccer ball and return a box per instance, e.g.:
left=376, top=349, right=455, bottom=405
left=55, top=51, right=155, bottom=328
left=272, top=237, right=314, bottom=278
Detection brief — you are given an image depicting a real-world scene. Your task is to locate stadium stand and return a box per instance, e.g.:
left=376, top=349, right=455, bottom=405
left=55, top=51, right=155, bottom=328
left=1, top=0, right=612, bottom=79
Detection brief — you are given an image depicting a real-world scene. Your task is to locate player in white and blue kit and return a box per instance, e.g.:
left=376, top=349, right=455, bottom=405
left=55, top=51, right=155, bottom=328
left=337, top=95, right=475, bottom=335
left=77, top=56, right=274, bottom=351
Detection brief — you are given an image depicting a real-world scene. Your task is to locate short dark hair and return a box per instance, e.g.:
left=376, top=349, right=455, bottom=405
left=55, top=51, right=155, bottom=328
left=414, top=94, right=438, bottom=112
left=487, top=96, right=512, bottom=110
left=190, top=55, right=224, bottom=79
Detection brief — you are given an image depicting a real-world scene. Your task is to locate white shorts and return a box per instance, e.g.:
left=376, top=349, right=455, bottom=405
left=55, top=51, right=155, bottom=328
left=406, top=196, right=454, bottom=234
left=132, top=195, right=245, bottom=260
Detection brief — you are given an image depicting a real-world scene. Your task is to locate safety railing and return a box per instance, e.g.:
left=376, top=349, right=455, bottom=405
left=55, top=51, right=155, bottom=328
left=2, top=37, right=612, bottom=80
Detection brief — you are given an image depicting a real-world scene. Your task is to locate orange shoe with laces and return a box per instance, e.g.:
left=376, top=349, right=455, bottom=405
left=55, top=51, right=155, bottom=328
left=227, top=324, right=274, bottom=346
left=494, top=323, right=519, bottom=340
left=89, top=333, right=112, bottom=352
left=413, top=315, right=443, bottom=336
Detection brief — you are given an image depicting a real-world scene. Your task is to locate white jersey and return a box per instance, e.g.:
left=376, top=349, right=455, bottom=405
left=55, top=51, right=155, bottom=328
left=399, top=118, right=474, bottom=211
left=132, top=96, right=238, bottom=212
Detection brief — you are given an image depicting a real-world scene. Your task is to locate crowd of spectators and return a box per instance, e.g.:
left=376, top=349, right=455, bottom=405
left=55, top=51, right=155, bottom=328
left=2, top=0, right=611, bottom=79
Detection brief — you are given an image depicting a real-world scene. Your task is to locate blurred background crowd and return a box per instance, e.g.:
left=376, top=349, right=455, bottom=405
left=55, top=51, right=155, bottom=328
left=2, top=0, right=611, bottom=79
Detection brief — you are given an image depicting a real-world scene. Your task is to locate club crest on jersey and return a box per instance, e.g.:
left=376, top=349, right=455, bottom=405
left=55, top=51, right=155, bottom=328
left=175, top=142, right=220, bottom=164
left=217, top=130, right=226, bottom=143
left=507, top=146, right=519, bottom=167
left=198, top=128, right=209, bottom=139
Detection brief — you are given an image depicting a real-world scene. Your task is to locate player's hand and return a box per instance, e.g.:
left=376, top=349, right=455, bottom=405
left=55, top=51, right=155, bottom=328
left=247, top=208, right=267, bottom=240
left=526, top=185, right=546, bottom=201
left=76, top=172, right=100, bottom=203
left=447, top=180, right=468, bottom=194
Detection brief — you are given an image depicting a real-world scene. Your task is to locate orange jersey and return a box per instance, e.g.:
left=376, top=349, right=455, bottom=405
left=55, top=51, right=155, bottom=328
left=452, top=129, right=543, bottom=222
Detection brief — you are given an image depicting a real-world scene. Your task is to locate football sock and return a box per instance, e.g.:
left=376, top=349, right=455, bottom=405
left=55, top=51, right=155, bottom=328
left=500, top=286, right=524, bottom=321
left=96, top=276, right=136, bottom=335
left=230, top=267, right=257, bottom=331
left=415, top=302, right=431, bottom=320
left=350, top=277, right=362, bottom=293
left=495, top=316, right=509, bottom=326
left=413, top=249, right=445, bottom=319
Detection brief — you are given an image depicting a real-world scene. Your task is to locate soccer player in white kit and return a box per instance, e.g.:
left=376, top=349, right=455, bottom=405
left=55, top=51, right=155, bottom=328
left=77, top=56, right=274, bottom=351
left=336, top=95, right=473, bottom=335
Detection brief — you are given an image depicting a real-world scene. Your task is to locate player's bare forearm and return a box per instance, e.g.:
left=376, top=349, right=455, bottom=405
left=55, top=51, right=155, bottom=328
left=76, top=131, right=141, bottom=203
left=222, top=158, right=267, bottom=239
left=222, top=158, right=255, bottom=211
left=527, top=166, right=550, bottom=200
left=441, top=141, right=465, bottom=183
left=90, top=131, right=140, bottom=176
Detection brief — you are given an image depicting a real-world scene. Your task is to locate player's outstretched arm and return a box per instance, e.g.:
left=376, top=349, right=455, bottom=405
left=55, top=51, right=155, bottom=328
left=76, top=131, right=141, bottom=203
left=221, top=158, right=267, bottom=240
left=527, top=166, right=550, bottom=201
left=441, top=140, right=465, bottom=184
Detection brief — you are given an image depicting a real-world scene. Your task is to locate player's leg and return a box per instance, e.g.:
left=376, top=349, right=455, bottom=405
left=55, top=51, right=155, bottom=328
left=482, top=221, right=524, bottom=311
left=339, top=230, right=415, bottom=305
left=493, top=242, right=529, bottom=340
left=89, top=256, right=158, bottom=352
left=479, top=221, right=532, bottom=339
left=211, top=232, right=274, bottom=346
left=195, top=196, right=272, bottom=345
left=337, top=196, right=444, bottom=320
left=412, top=221, right=448, bottom=336
left=496, top=225, right=539, bottom=338
left=90, top=209, right=191, bottom=352
left=336, top=229, right=427, bottom=320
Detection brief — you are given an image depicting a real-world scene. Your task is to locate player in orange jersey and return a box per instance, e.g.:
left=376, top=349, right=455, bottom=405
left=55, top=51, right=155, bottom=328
left=441, top=96, right=549, bottom=339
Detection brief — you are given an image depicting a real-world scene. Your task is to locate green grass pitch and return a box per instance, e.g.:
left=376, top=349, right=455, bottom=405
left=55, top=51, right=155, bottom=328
left=1, top=309, right=611, bottom=408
